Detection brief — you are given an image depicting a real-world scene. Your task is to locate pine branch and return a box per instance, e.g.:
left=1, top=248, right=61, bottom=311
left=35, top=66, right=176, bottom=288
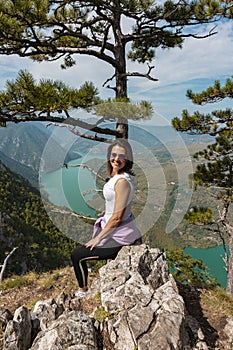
left=51, top=208, right=96, bottom=222
left=63, top=163, right=106, bottom=182
left=46, top=121, right=113, bottom=143
left=123, top=63, right=158, bottom=82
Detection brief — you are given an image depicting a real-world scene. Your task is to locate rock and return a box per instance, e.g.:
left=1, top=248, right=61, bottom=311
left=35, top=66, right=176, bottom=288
left=31, top=298, right=63, bottom=330
left=2, top=244, right=232, bottom=349
left=0, top=309, right=12, bottom=331
left=99, top=245, right=209, bottom=350
left=30, top=293, right=81, bottom=342
left=217, top=316, right=233, bottom=350
left=3, top=306, right=31, bottom=350
left=30, top=310, right=97, bottom=350
left=99, top=245, right=170, bottom=312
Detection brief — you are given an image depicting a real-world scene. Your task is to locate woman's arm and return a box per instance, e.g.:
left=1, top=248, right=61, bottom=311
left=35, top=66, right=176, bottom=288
left=85, top=178, right=130, bottom=250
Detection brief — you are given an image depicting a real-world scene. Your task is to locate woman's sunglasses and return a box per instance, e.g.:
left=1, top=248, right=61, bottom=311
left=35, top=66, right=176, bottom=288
left=110, top=152, right=126, bottom=160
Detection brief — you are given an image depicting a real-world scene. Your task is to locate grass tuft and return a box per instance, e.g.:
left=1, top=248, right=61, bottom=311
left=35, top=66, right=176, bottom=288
left=94, top=306, right=114, bottom=323
left=202, top=288, right=233, bottom=317
left=0, top=271, right=39, bottom=290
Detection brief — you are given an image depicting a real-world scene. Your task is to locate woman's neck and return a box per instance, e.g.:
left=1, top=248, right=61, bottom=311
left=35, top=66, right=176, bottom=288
left=111, top=170, right=124, bottom=177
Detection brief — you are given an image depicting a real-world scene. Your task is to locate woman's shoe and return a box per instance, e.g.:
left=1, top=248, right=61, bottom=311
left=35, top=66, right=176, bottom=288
left=74, top=290, right=87, bottom=298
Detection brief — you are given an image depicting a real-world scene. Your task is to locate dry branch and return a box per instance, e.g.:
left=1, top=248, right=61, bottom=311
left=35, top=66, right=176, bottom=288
left=0, top=247, right=18, bottom=283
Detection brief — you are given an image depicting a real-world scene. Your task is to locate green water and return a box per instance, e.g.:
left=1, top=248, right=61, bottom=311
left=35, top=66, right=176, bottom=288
left=184, top=245, right=229, bottom=288
left=41, top=157, right=99, bottom=218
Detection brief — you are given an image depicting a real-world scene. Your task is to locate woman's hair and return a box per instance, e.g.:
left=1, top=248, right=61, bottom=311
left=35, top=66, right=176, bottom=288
left=106, top=139, right=134, bottom=177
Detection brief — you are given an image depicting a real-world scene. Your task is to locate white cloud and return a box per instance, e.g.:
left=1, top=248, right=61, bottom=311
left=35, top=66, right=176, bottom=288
left=130, top=21, right=233, bottom=92
left=127, top=21, right=233, bottom=122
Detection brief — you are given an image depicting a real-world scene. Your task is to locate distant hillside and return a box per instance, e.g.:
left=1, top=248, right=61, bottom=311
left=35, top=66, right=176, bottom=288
left=0, top=122, right=66, bottom=186
left=0, top=122, right=50, bottom=171
left=141, top=124, right=214, bottom=145
left=68, top=122, right=213, bottom=157
left=0, top=149, right=38, bottom=188
left=0, top=121, right=213, bottom=174
left=0, top=162, right=77, bottom=277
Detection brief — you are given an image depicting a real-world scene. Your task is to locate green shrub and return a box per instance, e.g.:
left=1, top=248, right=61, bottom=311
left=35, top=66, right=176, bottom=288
left=166, top=249, right=219, bottom=288
left=94, top=306, right=113, bottom=323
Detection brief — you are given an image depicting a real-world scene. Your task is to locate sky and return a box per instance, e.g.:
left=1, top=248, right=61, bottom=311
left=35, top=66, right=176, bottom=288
left=0, top=20, right=232, bottom=126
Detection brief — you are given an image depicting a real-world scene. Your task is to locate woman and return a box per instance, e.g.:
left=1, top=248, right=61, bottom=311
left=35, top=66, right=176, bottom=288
left=71, top=139, right=142, bottom=297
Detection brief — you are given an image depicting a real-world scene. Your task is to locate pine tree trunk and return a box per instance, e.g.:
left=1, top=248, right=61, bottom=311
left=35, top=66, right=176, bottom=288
left=115, top=68, right=128, bottom=139
left=115, top=61, right=128, bottom=139
left=226, top=231, right=233, bottom=294
left=113, top=8, right=128, bottom=139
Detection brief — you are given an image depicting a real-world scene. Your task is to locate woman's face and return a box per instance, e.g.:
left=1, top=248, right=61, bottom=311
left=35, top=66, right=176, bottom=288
left=109, top=145, right=127, bottom=175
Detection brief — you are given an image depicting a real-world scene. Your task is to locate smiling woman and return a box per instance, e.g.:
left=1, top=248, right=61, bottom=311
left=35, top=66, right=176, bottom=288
left=107, top=140, right=134, bottom=176
left=110, top=147, right=127, bottom=173
left=71, top=139, right=142, bottom=297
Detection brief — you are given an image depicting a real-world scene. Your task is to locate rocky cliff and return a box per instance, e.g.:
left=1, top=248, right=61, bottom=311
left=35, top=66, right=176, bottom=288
left=1, top=245, right=233, bottom=350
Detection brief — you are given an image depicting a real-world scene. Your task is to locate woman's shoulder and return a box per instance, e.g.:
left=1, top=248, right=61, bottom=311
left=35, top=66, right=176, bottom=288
left=114, top=173, right=133, bottom=188
left=105, top=173, right=130, bottom=187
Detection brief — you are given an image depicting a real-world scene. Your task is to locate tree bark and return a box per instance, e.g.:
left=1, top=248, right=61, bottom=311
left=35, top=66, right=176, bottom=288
left=112, top=5, right=128, bottom=139
left=226, top=229, right=233, bottom=294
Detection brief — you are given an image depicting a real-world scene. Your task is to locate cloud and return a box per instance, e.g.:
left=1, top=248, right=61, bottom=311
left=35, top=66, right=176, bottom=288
left=129, top=21, right=232, bottom=92
left=0, top=54, right=114, bottom=98
left=127, top=21, right=233, bottom=122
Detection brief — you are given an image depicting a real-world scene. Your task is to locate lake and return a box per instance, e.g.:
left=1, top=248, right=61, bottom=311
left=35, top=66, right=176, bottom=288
left=40, top=154, right=102, bottom=218
left=184, top=245, right=228, bottom=288
left=40, top=155, right=228, bottom=288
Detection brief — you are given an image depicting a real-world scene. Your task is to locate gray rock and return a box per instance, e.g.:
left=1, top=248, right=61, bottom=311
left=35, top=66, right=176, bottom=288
left=3, top=306, right=31, bottom=350
left=0, top=309, right=12, bottom=331
left=30, top=310, right=97, bottom=350
left=2, top=244, right=233, bottom=349
left=217, top=316, right=233, bottom=350
left=99, top=245, right=208, bottom=350
left=31, top=298, right=64, bottom=332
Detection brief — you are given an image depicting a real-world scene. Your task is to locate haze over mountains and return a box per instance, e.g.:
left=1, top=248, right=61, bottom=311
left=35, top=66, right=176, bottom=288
left=0, top=121, right=212, bottom=188
left=0, top=122, right=64, bottom=186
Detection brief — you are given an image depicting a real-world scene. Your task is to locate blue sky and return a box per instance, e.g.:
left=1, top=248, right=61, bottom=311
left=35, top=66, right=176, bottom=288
left=0, top=20, right=232, bottom=126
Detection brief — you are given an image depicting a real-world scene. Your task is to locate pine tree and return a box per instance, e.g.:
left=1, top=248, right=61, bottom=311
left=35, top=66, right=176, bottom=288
left=172, top=77, right=233, bottom=294
left=0, top=0, right=230, bottom=138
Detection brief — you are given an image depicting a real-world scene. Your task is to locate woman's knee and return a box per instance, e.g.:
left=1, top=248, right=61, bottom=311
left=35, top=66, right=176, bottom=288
left=71, top=245, right=87, bottom=263
left=71, top=246, right=81, bottom=263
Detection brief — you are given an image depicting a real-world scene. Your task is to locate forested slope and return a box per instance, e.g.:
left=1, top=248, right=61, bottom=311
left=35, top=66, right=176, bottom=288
left=0, top=162, right=77, bottom=277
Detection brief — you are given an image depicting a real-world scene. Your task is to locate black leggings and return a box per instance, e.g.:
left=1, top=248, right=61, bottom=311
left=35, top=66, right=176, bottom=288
left=71, top=241, right=122, bottom=288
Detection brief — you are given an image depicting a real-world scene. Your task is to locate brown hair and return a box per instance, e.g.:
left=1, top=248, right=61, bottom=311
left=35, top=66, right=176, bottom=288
left=106, top=139, right=134, bottom=177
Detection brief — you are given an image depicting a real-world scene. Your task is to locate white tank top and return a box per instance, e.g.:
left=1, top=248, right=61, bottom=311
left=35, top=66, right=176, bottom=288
left=103, top=172, right=134, bottom=223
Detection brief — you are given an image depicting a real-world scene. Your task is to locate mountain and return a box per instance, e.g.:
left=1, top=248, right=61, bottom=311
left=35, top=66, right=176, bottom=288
left=0, top=162, right=76, bottom=276
left=0, top=122, right=65, bottom=186
left=0, top=122, right=50, bottom=171
left=0, top=149, right=38, bottom=188
left=0, top=121, right=213, bottom=173
left=68, top=122, right=213, bottom=156
left=141, top=124, right=214, bottom=145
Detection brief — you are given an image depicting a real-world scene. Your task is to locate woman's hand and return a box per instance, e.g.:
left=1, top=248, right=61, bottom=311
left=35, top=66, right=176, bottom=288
left=85, top=236, right=101, bottom=251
